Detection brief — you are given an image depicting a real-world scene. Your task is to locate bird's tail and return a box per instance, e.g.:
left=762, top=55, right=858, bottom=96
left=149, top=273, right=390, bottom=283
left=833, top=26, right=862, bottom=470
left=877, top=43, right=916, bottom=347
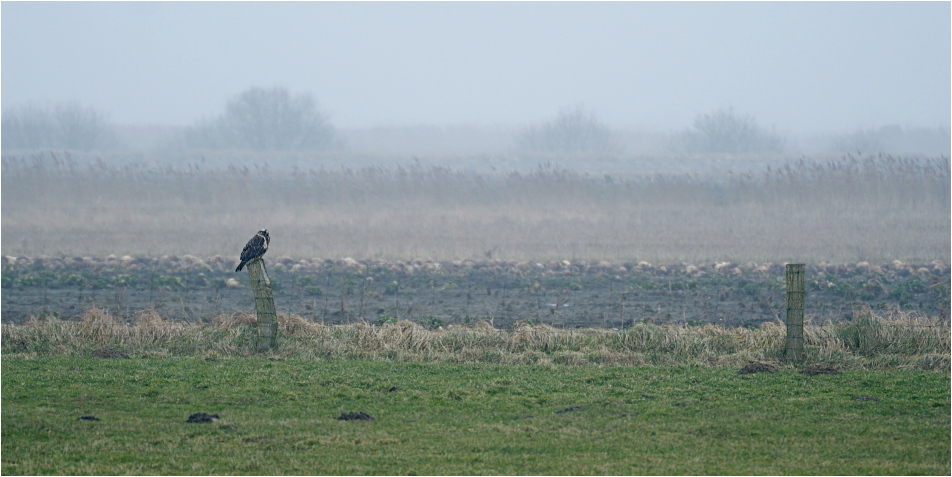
left=236, top=262, right=245, bottom=272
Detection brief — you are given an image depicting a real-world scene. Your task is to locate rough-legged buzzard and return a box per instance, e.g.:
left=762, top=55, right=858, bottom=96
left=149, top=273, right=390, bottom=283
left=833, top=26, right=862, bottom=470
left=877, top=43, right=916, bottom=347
left=236, top=229, right=270, bottom=272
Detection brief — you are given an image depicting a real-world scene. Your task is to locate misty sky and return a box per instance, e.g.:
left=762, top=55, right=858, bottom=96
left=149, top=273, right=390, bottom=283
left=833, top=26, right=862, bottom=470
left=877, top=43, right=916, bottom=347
left=2, top=1, right=949, bottom=133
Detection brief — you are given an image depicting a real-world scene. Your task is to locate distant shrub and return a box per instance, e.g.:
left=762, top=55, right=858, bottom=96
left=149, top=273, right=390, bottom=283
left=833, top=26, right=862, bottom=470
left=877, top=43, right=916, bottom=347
left=1, top=102, right=115, bottom=151
left=829, top=125, right=951, bottom=156
left=831, top=126, right=899, bottom=155
left=669, top=107, right=784, bottom=154
left=518, top=106, right=618, bottom=154
left=182, top=86, right=337, bottom=151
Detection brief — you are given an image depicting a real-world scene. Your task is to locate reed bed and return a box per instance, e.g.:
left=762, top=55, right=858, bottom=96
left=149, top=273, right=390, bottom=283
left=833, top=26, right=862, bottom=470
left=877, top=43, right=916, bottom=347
left=1, top=153, right=948, bottom=263
left=3, top=306, right=947, bottom=370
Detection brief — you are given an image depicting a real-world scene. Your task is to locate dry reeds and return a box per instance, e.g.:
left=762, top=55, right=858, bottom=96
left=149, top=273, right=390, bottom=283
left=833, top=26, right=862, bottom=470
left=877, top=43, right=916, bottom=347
left=2, top=306, right=947, bottom=370
left=1, top=153, right=948, bottom=263
left=834, top=306, right=950, bottom=365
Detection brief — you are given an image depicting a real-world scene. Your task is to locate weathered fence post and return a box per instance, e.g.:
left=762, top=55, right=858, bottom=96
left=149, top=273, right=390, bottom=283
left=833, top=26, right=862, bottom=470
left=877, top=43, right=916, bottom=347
left=246, top=259, right=277, bottom=351
left=784, top=263, right=805, bottom=362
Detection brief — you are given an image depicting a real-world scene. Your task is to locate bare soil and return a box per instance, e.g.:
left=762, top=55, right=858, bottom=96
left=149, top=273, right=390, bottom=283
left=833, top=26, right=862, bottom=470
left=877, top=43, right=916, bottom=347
left=2, top=256, right=948, bottom=328
left=186, top=413, right=219, bottom=423
left=738, top=362, right=779, bottom=374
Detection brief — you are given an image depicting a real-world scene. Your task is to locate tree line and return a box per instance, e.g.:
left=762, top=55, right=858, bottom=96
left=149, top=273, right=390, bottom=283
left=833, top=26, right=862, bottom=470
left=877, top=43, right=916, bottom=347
left=2, top=86, right=938, bottom=156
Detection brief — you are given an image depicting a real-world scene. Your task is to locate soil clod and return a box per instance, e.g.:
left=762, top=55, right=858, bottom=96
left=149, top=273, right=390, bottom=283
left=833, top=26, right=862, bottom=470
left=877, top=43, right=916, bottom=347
left=337, top=411, right=374, bottom=421
left=801, top=364, right=841, bottom=375
left=738, top=362, right=778, bottom=374
left=854, top=395, right=880, bottom=402
left=77, top=415, right=100, bottom=421
left=556, top=405, right=585, bottom=414
left=187, top=413, right=219, bottom=423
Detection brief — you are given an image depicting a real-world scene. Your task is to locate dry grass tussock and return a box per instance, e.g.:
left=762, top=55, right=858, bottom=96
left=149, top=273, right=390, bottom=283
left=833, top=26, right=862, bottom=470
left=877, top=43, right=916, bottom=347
left=3, top=306, right=947, bottom=370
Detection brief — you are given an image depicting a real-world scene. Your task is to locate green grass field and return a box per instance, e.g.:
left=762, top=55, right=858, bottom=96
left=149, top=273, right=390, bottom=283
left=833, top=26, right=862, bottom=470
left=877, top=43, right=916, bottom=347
left=2, top=357, right=948, bottom=475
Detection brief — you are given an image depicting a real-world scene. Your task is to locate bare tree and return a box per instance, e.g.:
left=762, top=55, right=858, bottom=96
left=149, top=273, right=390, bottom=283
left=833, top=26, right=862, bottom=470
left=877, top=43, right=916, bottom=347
left=670, top=107, right=784, bottom=154
left=1, top=104, right=51, bottom=150
left=2, top=102, right=112, bottom=151
left=54, top=103, right=110, bottom=150
left=519, top=105, right=618, bottom=154
left=185, top=87, right=337, bottom=151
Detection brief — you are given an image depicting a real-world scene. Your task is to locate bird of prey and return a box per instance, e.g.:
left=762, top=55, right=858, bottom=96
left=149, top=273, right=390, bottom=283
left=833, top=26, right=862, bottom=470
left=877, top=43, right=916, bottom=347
left=235, top=229, right=270, bottom=272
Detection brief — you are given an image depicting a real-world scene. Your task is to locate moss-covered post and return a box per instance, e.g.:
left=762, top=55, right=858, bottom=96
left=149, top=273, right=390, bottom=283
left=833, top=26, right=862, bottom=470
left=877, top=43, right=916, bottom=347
left=784, top=263, right=805, bottom=362
left=246, top=258, right=277, bottom=351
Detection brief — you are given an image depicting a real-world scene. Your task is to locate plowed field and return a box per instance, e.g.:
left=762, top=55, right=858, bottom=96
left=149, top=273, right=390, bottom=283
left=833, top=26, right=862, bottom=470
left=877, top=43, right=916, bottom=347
left=2, top=256, right=948, bottom=328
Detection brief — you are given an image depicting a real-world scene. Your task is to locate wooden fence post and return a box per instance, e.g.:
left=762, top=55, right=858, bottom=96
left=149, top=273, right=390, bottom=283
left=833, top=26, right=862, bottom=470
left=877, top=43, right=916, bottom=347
left=246, top=259, right=277, bottom=351
left=784, top=263, right=805, bottom=362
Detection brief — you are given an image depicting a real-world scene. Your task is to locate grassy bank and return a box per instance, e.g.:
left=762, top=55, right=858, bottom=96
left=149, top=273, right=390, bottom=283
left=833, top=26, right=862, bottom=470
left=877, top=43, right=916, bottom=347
left=3, top=306, right=948, bottom=370
left=2, top=358, right=948, bottom=475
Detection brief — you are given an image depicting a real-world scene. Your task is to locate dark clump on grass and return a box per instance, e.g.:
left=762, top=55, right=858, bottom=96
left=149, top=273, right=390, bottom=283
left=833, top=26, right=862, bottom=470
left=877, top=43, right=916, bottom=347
left=187, top=413, right=219, bottom=423
left=387, top=386, right=402, bottom=392
left=90, top=346, right=129, bottom=359
left=556, top=405, right=585, bottom=414
left=77, top=415, right=100, bottom=421
left=854, top=395, right=880, bottom=402
left=802, top=364, right=841, bottom=375
left=337, top=412, right=374, bottom=421
left=738, top=362, right=778, bottom=374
